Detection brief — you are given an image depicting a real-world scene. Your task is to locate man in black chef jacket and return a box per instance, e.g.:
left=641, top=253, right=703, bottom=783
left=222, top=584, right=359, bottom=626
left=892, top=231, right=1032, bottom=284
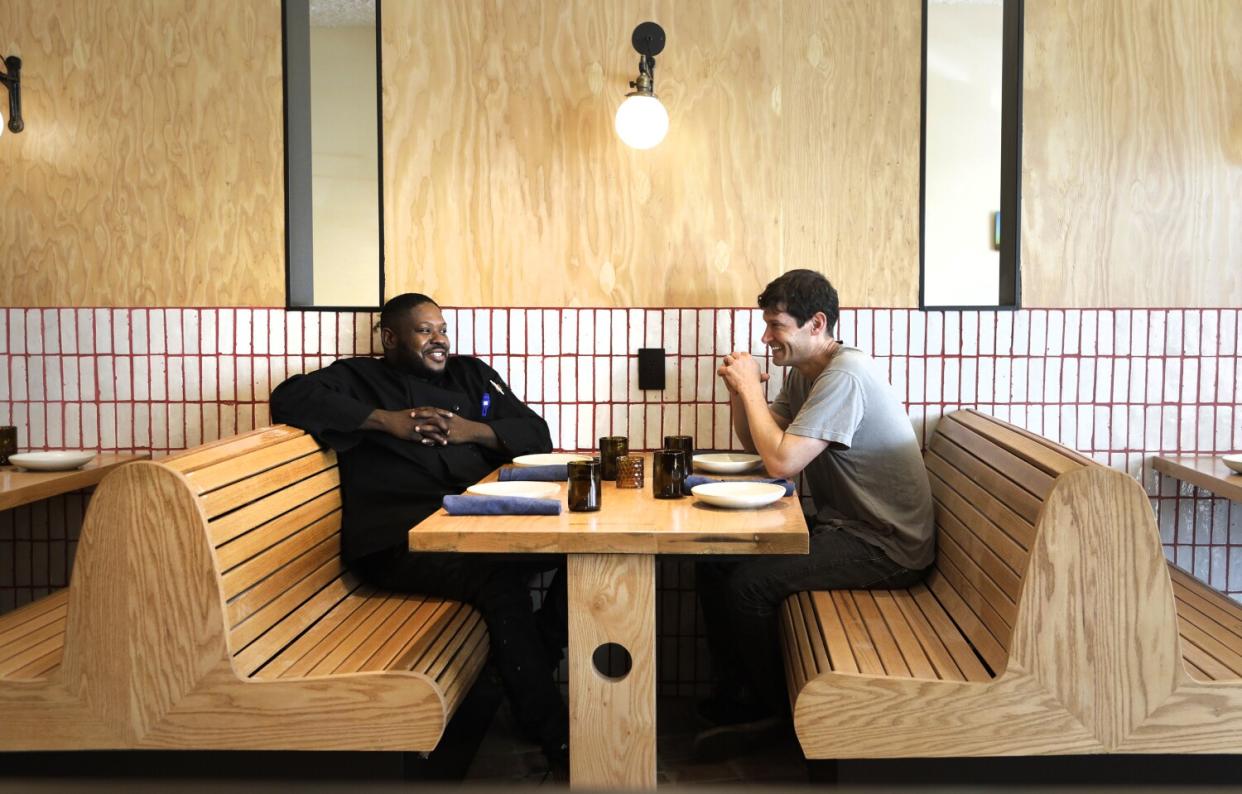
left=270, top=292, right=568, bottom=766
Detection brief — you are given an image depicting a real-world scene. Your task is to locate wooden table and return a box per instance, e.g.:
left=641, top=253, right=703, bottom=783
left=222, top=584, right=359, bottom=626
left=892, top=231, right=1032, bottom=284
left=1152, top=455, right=1242, bottom=503
left=0, top=453, right=148, bottom=512
left=410, top=457, right=809, bottom=789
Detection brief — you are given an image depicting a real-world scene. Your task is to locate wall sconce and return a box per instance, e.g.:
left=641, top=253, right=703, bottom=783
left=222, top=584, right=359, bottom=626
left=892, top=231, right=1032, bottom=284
left=0, top=56, right=22, bottom=136
left=614, top=22, right=667, bottom=150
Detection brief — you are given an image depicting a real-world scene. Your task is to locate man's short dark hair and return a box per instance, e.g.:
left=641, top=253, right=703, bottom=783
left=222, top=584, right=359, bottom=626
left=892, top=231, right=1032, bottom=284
left=758, top=269, right=839, bottom=335
left=379, top=293, right=438, bottom=331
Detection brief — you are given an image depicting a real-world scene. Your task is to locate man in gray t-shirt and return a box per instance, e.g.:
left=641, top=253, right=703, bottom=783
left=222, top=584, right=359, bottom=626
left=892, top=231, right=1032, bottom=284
left=694, top=269, right=934, bottom=761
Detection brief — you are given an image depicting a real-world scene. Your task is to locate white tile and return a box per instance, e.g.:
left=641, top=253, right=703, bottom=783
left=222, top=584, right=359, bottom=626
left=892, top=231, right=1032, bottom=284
left=1199, top=358, right=1217, bottom=407
left=300, top=311, right=318, bottom=355
left=994, top=312, right=1013, bottom=356
left=676, top=309, right=695, bottom=355
left=694, top=404, right=714, bottom=450
left=678, top=357, right=695, bottom=402
left=1041, top=358, right=1059, bottom=403
left=80, top=403, right=99, bottom=449
left=593, top=357, right=609, bottom=403
left=1112, top=311, right=1130, bottom=356
left=129, top=356, right=148, bottom=402
left=284, top=311, right=301, bottom=355
left=351, top=312, right=371, bottom=355
left=696, top=357, right=715, bottom=402
left=924, top=312, right=943, bottom=356
left=26, top=356, right=46, bottom=401
left=641, top=310, right=661, bottom=349
left=1127, top=358, right=1146, bottom=404
left=9, top=357, right=27, bottom=401
left=1077, top=311, right=1097, bottom=356
left=1217, top=406, right=1235, bottom=451
left=0, top=311, right=8, bottom=355
left=1008, top=311, right=1029, bottom=356
left=1009, top=359, right=1026, bottom=403
left=604, top=310, right=623, bottom=355
left=941, top=358, right=960, bottom=403
left=1129, top=310, right=1149, bottom=356
left=148, top=356, right=167, bottom=401
left=1177, top=406, right=1196, bottom=451
left=39, top=310, right=59, bottom=355
left=749, top=309, right=767, bottom=356
left=262, top=310, right=281, bottom=355
left=625, top=309, right=643, bottom=354
left=558, top=405, right=578, bottom=451
left=891, top=310, right=911, bottom=356
left=330, top=313, right=350, bottom=355
left=254, top=402, right=271, bottom=429
left=1218, top=358, right=1235, bottom=404
left=588, top=310, right=607, bottom=356
left=235, top=358, right=253, bottom=402
left=114, top=357, right=132, bottom=401
left=853, top=310, right=872, bottom=354
left=1093, top=359, right=1113, bottom=404
left=317, top=312, right=335, bottom=355
left=663, top=355, right=678, bottom=399
left=577, top=357, right=593, bottom=402
left=1181, top=359, right=1199, bottom=404
left=560, top=310, right=578, bottom=355
left=539, top=310, right=558, bottom=356
left=557, top=357, right=574, bottom=403
left=265, top=358, right=284, bottom=396
left=1028, top=311, right=1048, bottom=358
left=1095, top=310, right=1115, bottom=356
left=1142, top=358, right=1162, bottom=404
left=1108, top=404, right=1127, bottom=451
left=837, top=311, right=856, bottom=348
left=524, top=357, right=543, bottom=402
left=27, top=403, right=45, bottom=447
left=628, top=358, right=643, bottom=402
left=1196, top=405, right=1216, bottom=452
left=506, top=309, right=526, bottom=355
left=230, top=310, right=250, bottom=356
left=167, top=356, right=185, bottom=401
left=691, top=310, right=712, bottom=356
left=1183, top=310, right=1201, bottom=356
left=908, top=357, right=926, bottom=402
left=662, top=311, right=680, bottom=354
left=1163, top=310, right=1182, bottom=356
left=712, top=309, right=731, bottom=355
left=59, top=357, right=80, bottom=402
left=525, top=310, right=543, bottom=355
left=87, top=309, right=110, bottom=355
left=1111, top=358, right=1128, bottom=403
left=1219, top=310, right=1238, bottom=356
left=179, top=310, right=199, bottom=355
left=201, top=356, right=218, bottom=402
left=1042, top=311, right=1063, bottom=357
left=869, top=310, right=890, bottom=356
left=640, top=404, right=658, bottom=450
left=201, top=404, right=220, bottom=446
left=161, top=309, right=185, bottom=354
left=21, top=310, right=41, bottom=354
left=1200, top=310, right=1220, bottom=356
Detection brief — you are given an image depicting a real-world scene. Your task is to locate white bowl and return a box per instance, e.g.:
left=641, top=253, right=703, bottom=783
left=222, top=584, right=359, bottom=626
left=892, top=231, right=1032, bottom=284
left=693, top=453, right=763, bottom=475
left=467, top=481, right=560, bottom=499
left=512, top=453, right=593, bottom=467
left=691, top=481, right=786, bottom=509
left=1223, top=454, right=1242, bottom=475
left=8, top=451, right=96, bottom=472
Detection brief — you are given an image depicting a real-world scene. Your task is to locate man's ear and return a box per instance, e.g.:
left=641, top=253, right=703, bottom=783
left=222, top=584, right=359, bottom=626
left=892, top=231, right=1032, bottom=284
left=379, top=326, right=396, bottom=351
left=809, top=311, right=829, bottom=336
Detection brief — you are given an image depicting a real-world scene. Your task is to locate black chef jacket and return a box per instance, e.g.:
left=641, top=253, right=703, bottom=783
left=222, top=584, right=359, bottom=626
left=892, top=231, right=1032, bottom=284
left=269, top=355, right=553, bottom=562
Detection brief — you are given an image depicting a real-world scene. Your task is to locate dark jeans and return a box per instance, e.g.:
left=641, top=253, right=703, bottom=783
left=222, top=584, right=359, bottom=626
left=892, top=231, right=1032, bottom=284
left=697, top=520, right=929, bottom=714
left=353, top=548, right=568, bottom=750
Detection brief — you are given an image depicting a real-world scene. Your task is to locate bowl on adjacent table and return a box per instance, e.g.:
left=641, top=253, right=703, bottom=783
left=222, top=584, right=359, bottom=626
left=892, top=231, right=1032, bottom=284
left=7, top=451, right=96, bottom=472
left=512, top=453, right=594, bottom=467
left=1223, top=454, right=1242, bottom=475
left=692, top=452, right=763, bottom=475
left=690, top=481, right=786, bottom=509
left=466, top=481, right=561, bottom=499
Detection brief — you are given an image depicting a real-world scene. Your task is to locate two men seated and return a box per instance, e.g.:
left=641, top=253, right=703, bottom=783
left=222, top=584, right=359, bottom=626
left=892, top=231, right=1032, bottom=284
left=269, top=271, right=933, bottom=768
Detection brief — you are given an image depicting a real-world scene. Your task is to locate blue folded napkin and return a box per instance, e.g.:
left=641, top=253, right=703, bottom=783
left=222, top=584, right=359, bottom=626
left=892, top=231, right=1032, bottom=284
left=498, top=465, right=568, bottom=482
left=442, top=494, right=562, bottom=516
left=683, top=474, right=795, bottom=497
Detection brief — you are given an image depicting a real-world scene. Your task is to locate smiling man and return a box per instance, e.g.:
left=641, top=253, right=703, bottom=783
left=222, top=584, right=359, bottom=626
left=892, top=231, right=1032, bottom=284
left=694, top=269, right=934, bottom=759
left=269, top=292, right=569, bottom=769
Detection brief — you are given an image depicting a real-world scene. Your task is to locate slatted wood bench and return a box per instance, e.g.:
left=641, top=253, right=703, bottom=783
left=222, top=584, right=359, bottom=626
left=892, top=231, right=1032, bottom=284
left=0, top=425, right=488, bottom=751
left=781, top=408, right=1242, bottom=757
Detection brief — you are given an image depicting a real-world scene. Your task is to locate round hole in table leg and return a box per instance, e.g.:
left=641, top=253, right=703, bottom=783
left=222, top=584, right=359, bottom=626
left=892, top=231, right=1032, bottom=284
left=592, top=642, right=633, bottom=680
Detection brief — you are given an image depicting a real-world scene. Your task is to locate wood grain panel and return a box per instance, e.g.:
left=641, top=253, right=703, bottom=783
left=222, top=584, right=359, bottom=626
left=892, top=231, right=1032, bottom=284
left=383, top=0, right=784, bottom=308
left=0, top=0, right=284, bottom=307
left=781, top=0, right=923, bottom=307
left=1023, top=0, right=1242, bottom=307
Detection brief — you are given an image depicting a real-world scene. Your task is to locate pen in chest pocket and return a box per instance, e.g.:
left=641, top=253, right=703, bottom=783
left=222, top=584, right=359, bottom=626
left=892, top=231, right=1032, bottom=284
left=481, top=379, right=505, bottom=418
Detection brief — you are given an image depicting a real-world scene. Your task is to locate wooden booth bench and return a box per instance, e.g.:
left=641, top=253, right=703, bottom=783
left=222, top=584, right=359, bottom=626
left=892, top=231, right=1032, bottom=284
left=0, top=425, right=488, bottom=751
left=781, top=408, right=1242, bottom=757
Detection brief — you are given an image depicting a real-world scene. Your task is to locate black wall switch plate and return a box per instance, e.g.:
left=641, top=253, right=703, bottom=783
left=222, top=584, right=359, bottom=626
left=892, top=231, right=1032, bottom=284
left=638, top=348, right=666, bottom=390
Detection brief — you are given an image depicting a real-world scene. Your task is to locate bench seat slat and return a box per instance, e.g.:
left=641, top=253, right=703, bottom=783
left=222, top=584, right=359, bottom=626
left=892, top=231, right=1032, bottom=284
left=927, top=452, right=1035, bottom=562
left=210, top=469, right=341, bottom=547
left=950, top=411, right=1084, bottom=478
left=204, top=453, right=337, bottom=520
left=161, top=426, right=309, bottom=475
left=811, top=591, right=859, bottom=675
left=829, top=591, right=886, bottom=675
left=909, top=585, right=993, bottom=681
left=433, top=614, right=488, bottom=691
left=936, top=416, right=1056, bottom=499
left=892, top=587, right=972, bottom=682
left=927, top=433, right=1043, bottom=526
left=935, top=534, right=1018, bottom=634
left=851, top=592, right=911, bottom=677
left=440, top=623, right=491, bottom=714
left=186, top=435, right=325, bottom=495
left=221, top=512, right=342, bottom=602
left=215, top=491, right=342, bottom=571
left=780, top=599, right=810, bottom=695
left=234, top=575, right=365, bottom=677
left=1169, top=566, right=1242, bottom=636
left=360, top=597, right=462, bottom=674
left=227, top=535, right=340, bottom=628
left=406, top=603, right=479, bottom=679
left=230, top=553, right=347, bottom=652
left=1181, top=635, right=1239, bottom=681
left=1174, top=598, right=1242, bottom=660
left=1178, top=620, right=1242, bottom=679
left=797, top=591, right=832, bottom=677
left=932, top=490, right=1024, bottom=604
left=306, top=594, right=409, bottom=676
left=925, top=569, right=1006, bottom=675
left=871, top=590, right=938, bottom=679
left=0, top=589, right=69, bottom=650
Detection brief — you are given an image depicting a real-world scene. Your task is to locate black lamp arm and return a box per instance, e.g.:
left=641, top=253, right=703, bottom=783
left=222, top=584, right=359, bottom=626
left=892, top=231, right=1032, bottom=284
left=0, top=55, right=23, bottom=134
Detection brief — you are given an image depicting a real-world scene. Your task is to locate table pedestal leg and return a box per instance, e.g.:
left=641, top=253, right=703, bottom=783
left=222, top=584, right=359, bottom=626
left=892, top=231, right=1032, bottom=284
left=568, top=553, right=656, bottom=789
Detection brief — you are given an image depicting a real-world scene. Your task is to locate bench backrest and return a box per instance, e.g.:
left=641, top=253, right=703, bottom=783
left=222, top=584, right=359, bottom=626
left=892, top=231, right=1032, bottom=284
left=161, top=426, right=355, bottom=675
left=923, top=410, right=1096, bottom=675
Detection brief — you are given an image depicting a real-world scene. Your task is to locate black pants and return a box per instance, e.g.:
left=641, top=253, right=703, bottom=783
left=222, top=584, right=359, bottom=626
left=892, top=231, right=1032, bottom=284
left=697, top=520, right=928, bottom=714
left=354, top=548, right=568, bottom=750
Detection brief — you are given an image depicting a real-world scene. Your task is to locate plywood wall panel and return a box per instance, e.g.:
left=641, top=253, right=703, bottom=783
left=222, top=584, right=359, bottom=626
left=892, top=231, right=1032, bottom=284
left=1022, top=0, right=1242, bottom=307
left=0, top=0, right=284, bottom=307
left=781, top=0, right=923, bottom=307
left=383, top=0, right=796, bottom=307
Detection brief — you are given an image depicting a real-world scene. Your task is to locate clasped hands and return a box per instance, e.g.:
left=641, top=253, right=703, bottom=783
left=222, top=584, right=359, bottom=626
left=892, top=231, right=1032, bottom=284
left=373, top=407, right=483, bottom=446
left=717, top=351, right=770, bottom=396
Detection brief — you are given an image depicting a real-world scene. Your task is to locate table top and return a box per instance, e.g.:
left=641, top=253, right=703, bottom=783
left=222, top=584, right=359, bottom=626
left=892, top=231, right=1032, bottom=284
left=1152, top=455, right=1242, bottom=503
left=409, top=456, right=810, bottom=555
left=0, top=453, right=149, bottom=511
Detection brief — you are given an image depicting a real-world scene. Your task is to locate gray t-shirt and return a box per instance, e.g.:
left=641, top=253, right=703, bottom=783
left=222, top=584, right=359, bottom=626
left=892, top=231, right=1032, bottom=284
left=770, top=347, right=935, bottom=570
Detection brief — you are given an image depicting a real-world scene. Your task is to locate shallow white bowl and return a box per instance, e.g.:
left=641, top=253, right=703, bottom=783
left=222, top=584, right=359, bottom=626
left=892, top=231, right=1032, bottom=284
left=512, top=453, right=593, bottom=467
left=1223, top=454, right=1242, bottom=475
left=691, top=481, right=786, bottom=509
left=8, top=451, right=96, bottom=472
left=467, top=481, right=560, bottom=499
left=693, top=453, right=763, bottom=475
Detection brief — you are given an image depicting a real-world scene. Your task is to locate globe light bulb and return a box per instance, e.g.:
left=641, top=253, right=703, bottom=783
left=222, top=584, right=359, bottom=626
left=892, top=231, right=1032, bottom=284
left=614, top=94, right=668, bottom=150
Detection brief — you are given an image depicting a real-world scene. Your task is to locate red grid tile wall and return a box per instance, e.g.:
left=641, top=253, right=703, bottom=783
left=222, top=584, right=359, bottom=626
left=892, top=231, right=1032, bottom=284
left=1, top=307, right=1239, bottom=629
